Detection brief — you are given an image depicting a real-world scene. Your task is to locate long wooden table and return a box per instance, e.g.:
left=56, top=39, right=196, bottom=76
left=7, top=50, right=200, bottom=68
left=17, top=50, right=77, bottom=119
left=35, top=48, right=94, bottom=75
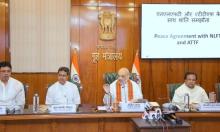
left=177, top=112, right=220, bottom=132
left=0, top=113, right=142, bottom=132
left=0, top=105, right=142, bottom=132
left=0, top=105, right=220, bottom=132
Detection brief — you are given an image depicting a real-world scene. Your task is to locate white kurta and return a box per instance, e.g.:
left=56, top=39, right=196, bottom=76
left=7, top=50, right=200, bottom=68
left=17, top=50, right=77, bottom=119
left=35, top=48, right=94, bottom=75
left=0, top=77, right=25, bottom=109
left=172, top=83, right=209, bottom=106
left=46, top=81, right=80, bottom=105
left=109, top=80, right=143, bottom=103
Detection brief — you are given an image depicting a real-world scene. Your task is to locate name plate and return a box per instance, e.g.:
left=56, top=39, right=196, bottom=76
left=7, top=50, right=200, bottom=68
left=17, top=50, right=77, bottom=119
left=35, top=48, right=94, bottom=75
left=120, top=103, right=146, bottom=112
left=199, top=103, right=220, bottom=111
left=0, top=106, right=7, bottom=115
left=48, top=105, right=77, bottom=113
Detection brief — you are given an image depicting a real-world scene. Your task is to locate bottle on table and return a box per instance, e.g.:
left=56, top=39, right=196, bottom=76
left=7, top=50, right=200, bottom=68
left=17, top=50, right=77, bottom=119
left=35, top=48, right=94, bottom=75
left=33, top=93, right=39, bottom=113
left=184, top=93, right=190, bottom=112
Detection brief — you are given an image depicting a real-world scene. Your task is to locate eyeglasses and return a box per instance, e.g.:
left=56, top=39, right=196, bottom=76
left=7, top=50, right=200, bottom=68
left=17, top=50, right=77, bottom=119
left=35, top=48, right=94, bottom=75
left=118, top=75, right=126, bottom=78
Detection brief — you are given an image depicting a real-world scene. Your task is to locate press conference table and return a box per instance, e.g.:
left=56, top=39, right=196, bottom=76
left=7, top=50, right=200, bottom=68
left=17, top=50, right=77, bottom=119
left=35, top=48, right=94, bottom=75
left=0, top=104, right=220, bottom=132
left=0, top=104, right=141, bottom=132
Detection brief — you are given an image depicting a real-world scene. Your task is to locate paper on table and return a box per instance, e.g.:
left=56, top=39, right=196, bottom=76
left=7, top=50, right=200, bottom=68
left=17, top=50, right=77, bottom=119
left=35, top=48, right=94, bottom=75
left=97, top=106, right=107, bottom=111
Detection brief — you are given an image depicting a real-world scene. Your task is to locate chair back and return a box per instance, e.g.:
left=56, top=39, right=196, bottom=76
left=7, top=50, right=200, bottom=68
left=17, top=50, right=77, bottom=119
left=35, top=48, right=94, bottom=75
left=215, top=83, right=220, bottom=102
left=103, top=72, right=138, bottom=84
left=71, top=81, right=82, bottom=93
left=167, top=83, right=182, bottom=101
left=23, top=84, right=29, bottom=108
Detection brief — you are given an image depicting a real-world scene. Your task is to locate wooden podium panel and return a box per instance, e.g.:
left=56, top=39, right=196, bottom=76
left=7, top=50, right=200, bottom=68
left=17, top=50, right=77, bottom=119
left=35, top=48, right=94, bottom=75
left=131, top=118, right=190, bottom=132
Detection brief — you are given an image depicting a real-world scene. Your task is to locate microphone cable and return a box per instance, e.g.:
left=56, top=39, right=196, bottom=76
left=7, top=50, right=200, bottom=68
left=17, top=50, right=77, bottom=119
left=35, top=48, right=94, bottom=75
left=158, top=118, right=165, bottom=132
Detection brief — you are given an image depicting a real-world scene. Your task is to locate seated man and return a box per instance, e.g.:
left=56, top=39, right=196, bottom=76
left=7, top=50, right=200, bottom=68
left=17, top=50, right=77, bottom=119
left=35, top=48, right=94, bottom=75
left=0, top=61, right=25, bottom=110
left=46, top=67, right=80, bottom=105
left=104, top=67, right=143, bottom=103
left=172, top=72, right=209, bottom=109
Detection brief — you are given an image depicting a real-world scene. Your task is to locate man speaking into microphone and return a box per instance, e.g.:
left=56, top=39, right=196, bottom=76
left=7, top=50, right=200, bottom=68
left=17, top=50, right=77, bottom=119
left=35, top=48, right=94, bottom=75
left=104, top=67, right=143, bottom=103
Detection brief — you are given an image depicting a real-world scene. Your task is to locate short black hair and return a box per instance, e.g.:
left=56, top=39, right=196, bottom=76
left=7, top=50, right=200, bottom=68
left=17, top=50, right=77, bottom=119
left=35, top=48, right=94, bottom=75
left=184, top=72, right=197, bottom=80
left=58, top=66, right=70, bottom=75
left=0, top=61, right=12, bottom=69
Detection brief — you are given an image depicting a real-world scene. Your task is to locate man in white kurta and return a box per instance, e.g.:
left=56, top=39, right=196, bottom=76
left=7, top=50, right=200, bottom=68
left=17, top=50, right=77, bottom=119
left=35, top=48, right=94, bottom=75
left=46, top=67, right=80, bottom=105
left=172, top=72, right=209, bottom=109
left=0, top=61, right=25, bottom=110
left=110, top=79, right=143, bottom=102
left=103, top=68, right=143, bottom=103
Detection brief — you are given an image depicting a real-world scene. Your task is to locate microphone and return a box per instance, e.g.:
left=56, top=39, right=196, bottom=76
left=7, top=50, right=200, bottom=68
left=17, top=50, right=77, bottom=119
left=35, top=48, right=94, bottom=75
left=119, top=79, right=127, bottom=102
left=145, top=102, right=151, bottom=111
left=162, top=103, right=180, bottom=111
left=162, top=112, right=176, bottom=125
left=162, top=112, right=183, bottom=125
left=169, top=113, right=183, bottom=124
left=152, top=113, right=157, bottom=121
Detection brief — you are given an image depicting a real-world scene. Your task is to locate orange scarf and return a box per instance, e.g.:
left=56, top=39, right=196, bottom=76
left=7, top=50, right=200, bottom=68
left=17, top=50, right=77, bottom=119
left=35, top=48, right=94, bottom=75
left=116, top=80, right=133, bottom=102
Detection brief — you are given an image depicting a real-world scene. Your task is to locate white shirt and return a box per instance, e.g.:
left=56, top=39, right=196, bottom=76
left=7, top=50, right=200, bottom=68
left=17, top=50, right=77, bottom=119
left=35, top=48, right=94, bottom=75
left=109, top=80, right=143, bottom=103
left=46, top=81, right=80, bottom=105
left=0, top=77, right=25, bottom=109
left=172, top=83, right=209, bottom=106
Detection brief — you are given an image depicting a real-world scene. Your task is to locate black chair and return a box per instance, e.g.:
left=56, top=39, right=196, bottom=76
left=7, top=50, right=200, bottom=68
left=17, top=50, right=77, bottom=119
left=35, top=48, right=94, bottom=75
left=103, top=72, right=138, bottom=84
left=215, top=83, right=220, bottom=102
left=69, top=81, right=82, bottom=93
left=23, top=84, right=29, bottom=108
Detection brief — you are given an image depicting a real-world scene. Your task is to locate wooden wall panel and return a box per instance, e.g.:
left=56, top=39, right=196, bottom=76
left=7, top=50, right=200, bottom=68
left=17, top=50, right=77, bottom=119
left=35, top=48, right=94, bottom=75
left=188, top=60, right=202, bottom=84
left=0, top=0, right=8, bottom=61
left=4, top=0, right=9, bottom=61
left=204, top=0, right=220, bottom=3
left=117, top=0, right=134, bottom=7
left=80, top=0, right=98, bottom=6
left=79, top=6, right=99, bottom=104
left=133, top=7, right=152, bottom=100
left=3, top=119, right=100, bottom=132
left=12, top=73, right=57, bottom=104
left=99, top=0, right=116, bottom=6
left=116, top=7, right=135, bottom=70
left=144, top=0, right=169, bottom=4
left=71, top=6, right=80, bottom=56
left=71, top=0, right=80, bottom=5
left=151, top=60, right=168, bottom=104
left=140, top=60, right=152, bottom=100
left=134, top=0, right=142, bottom=6
left=167, top=60, right=186, bottom=83
left=201, top=60, right=219, bottom=92
left=103, top=118, right=133, bottom=132
left=56, top=119, right=100, bottom=132
left=5, top=120, right=51, bottom=132
left=133, top=7, right=139, bottom=54
left=97, top=5, right=116, bottom=105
